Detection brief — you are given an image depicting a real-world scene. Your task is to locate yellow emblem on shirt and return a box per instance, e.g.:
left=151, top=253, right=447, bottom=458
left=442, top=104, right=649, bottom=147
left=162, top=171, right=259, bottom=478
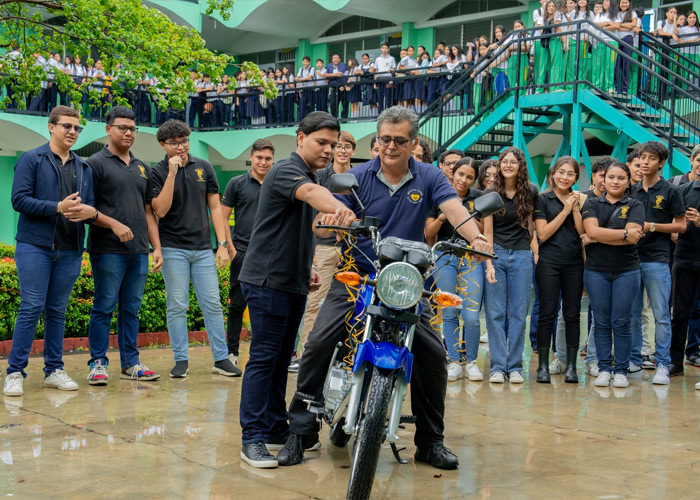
left=653, top=195, right=664, bottom=209
left=138, top=165, right=147, bottom=179
left=195, top=168, right=205, bottom=182
left=468, top=200, right=474, bottom=211
left=620, top=206, right=630, bottom=219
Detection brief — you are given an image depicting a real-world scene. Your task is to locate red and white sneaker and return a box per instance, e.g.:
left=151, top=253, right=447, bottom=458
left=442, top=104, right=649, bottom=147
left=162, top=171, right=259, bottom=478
left=120, top=363, right=160, bottom=381
left=87, top=361, right=108, bottom=386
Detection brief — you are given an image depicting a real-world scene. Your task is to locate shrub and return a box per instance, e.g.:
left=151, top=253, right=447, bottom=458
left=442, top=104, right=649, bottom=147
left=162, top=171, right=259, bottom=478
left=0, top=246, right=242, bottom=341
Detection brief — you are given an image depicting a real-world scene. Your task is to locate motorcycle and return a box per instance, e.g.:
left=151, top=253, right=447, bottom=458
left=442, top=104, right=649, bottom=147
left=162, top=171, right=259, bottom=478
left=300, top=173, right=504, bottom=500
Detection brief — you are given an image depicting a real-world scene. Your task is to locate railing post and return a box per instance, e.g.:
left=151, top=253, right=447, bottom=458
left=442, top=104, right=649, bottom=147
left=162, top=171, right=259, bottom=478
left=436, top=105, right=444, bottom=163
left=669, top=78, right=676, bottom=170
left=573, top=20, right=580, bottom=103
left=515, top=32, right=521, bottom=109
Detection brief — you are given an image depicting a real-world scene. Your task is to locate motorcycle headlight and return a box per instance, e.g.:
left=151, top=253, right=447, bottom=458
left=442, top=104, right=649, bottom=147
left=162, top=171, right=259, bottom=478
left=375, top=262, right=424, bottom=310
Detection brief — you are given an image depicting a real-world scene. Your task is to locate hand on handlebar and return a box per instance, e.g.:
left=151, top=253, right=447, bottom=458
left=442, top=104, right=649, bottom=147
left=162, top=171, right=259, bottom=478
left=319, top=207, right=357, bottom=228
left=469, top=239, right=494, bottom=263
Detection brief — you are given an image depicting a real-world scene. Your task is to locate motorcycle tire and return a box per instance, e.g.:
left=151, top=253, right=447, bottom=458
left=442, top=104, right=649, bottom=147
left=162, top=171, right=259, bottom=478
left=330, top=418, right=352, bottom=448
left=345, top=369, right=393, bottom=500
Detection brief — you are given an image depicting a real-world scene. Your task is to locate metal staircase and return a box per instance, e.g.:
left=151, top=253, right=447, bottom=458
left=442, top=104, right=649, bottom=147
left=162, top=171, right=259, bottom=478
left=419, top=20, right=700, bottom=185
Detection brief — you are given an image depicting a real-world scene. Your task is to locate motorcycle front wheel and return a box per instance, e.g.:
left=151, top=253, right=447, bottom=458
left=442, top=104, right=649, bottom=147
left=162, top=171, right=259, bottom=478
left=345, top=368, right=393, bottom=500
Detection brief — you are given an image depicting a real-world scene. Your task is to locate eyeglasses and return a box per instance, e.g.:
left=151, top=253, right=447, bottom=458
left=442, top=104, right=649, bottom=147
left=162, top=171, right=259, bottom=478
left=443, top=161, right=460, bottom=168
left=501, top=160, right=520, bottom=167
left=377, top=135, right=412, bottom=148
left=55, top=123, right=84, bottom=133
left=334, top=143, right=355, bottom=152
left=555, top=170, right=577, bottom=178
left=164, top=139, right=190, bottom=148
left=114, top=124, right=138, bottom=134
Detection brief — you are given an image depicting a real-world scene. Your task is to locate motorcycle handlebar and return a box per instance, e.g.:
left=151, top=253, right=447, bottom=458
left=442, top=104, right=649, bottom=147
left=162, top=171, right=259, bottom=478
left=436, top=240, right=498, bottom=260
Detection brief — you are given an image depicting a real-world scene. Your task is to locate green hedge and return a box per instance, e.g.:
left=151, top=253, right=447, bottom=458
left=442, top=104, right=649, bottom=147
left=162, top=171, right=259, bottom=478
left=0, top=245, right=237, bottom=341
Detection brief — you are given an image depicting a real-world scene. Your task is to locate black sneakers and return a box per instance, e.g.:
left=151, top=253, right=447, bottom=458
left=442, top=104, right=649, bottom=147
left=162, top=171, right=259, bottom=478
left=241, top=443, right=278, bottom=468
left=169, top=360, right=189, bottom=378
left=212, top=358, right=242, bottom=377
left=414, top=443, right=459, bottom=470
left=276, top=432, right=320, bottom=466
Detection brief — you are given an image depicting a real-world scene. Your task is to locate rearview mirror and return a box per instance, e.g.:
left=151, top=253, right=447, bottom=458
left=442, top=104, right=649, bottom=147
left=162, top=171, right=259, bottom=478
left=472, top=191, right=504, bottom=218
left=328, top=173, right=359, bottom=195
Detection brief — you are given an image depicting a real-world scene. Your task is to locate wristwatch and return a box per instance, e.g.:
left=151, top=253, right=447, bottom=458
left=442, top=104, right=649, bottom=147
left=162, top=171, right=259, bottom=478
left=218, top=240, right=229, bottom=248
left=649, top=223, right=656, bottom=233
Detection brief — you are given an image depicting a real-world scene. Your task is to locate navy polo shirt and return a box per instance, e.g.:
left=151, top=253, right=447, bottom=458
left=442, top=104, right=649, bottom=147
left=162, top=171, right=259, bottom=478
left=337, top=156, right=457, bottom=273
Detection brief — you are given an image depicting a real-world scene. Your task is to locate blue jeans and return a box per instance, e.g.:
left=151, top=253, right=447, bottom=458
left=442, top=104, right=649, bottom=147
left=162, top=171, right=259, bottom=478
left=630, top=262, right=672, bottom=368
left=160, top=248, right=228, bottom=363
left=484, top=245, right=533, bottom=375
left=240, top=283, right=306, bottom=445
left=435, top=255, right=484, bottom=363
left=584, top=269, right=641, bottom=375
left=8, top=242, right=82, bottom=377
left=583, top=310, right=598, bottom=366
left=88, top=253, right=148, bottom=369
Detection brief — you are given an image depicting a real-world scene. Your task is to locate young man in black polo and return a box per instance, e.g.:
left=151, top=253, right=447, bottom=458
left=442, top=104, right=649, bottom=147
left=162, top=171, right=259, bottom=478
left=221, top=139, right=275, bottom=367
left=151, top=120, right=240, bottom=378
left=671, top=153, right=700, bottom=385
left=237, top=112, right=356, bottom=468
left=630, top=142, right=686, bottom=384
left=85, top=106, right=164, bottom=385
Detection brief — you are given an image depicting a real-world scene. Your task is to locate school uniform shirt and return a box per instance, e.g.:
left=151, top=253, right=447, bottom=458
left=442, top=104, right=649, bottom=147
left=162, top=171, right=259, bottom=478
left=221, top=172, right=262, bottom=253
left=581, top=194, right=645, bottom=273
left=534, top=191, right=584, bottom=265
left=374, top=55, right=397, bottom=77
left=238, top=152, right=319, bottom=295
left=674, top=179, right=700, bottom=261
left=569, top=10, right=593, bottom=40
left=473, top=57, right=490, bottom=84
left=431, top=54, right=448, bottom=72
left=489, top=184, right=539, bottom=251
left=428, top=188, right=483, bottom=242
left=296, top=66, right=314, bottom=88
left=594, top=12, right=618, bottom=43
left=633, top=178, right=685, bottom=263
left=87, top=147, right=153, bottom=254
left=678, top=26, right=700, bottom=54
left=314, top=67, right=328, bottom=87
left=151, top=155, right=219, bottom=251
left=359, top=62, right=374, bottom=76
left=657, top=20, right=677, bottom=44
left=633, top=17, right=643, bottom=47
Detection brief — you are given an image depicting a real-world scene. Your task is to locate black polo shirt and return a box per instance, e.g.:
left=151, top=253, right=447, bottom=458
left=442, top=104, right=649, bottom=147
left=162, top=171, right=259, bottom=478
left=221, top=171, right=262, bottom=253
left=581, top=195, right=645, bottom=273
left=633, top=178, right=685, bottom=263
left=315, top=164, right=340, bottom=246
left=489, top=184, right=538, bottom=251
left=428, top=188, right=483, bottom=242
left=582, top=188, right=601, bottom=199
left=151, top=154, right=219, bottom=250
left=87, top=147, right=152, bottom=254
left=674, top=179, right=700, bottom=261
left=238, top=152, right=318, bottom=295
left=54, top=153, right=78, bottom=251
left=533, top=191, right=583, bottom=265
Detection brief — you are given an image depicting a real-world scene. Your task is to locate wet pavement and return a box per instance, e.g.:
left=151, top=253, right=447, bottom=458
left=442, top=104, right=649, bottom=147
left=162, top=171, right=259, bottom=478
left=1, top=345, right=699, bottom=499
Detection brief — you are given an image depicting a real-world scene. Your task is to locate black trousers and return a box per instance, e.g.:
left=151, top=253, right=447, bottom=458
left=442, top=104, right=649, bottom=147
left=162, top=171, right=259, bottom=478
left=671, top=257, right=700, bottom=365
left=227, top=250, right=247, bottom=356
left=535, top=259, right=584, bottom=350
left=288, top=279, right=448, bottom=448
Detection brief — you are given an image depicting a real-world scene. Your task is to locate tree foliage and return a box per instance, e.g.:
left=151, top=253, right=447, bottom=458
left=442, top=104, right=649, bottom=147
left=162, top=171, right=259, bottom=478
left=0, top=0, right=276, bottom=116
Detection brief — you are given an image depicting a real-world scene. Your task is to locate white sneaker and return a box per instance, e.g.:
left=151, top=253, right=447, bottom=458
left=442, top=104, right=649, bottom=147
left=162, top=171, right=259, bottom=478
left=447, top=362, right=463, bottom=382
left=44, top=370, right=79, bottom=391
left=549, top=358, right=566, bottom=374
left=228, top=353, right=239, bottom=368
left=3, top=372, right=23, bottom=396
left=594, top=371, right=612, bottom=387
left=479, top=333, right=488, bottom=343
left=612, top=373, right=629, bottom=388
left=696, top=381, right=700, bottom=390
left=508, top=371, right=524, bottom=384
left=652, top=365, right=670, bottom=385
left=489, top=371, right=505, bottom=384
left=586, top=362, right=600, bottom=377
left=627, top=363, right=643, bottom=379
left=465, top=362, right=483, bottom=381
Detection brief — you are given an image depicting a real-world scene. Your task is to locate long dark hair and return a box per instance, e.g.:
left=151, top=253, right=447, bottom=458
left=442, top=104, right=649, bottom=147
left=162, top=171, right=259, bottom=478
left=476, top=159, right=497, bottom=190
left=605, top=0, right=620, bottom=18
left=577, top=0, right=592, bottom=18
left=414, top=138, right=432, bottom=163
left=620, top=0, right=633, bottom=24
left=604, top=161, right=634, bottom=196
left=452, top=156, right=479, bottom=177
left=493, top=147, right=534, bottom=228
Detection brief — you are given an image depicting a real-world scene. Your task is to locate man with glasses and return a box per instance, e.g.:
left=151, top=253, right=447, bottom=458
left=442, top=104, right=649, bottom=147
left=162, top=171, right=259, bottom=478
left=439, top=149, right=465, bottom=183
left=84, top=106, right=164, bottom=385
left=5, top=105, right=96, bottom=397
left=279, top=107, right=492, bottom=471
left=151, top=120, right=240, bottom=379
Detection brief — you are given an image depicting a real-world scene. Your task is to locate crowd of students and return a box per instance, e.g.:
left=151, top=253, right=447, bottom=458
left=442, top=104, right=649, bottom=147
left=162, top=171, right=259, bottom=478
left=8, top=2, right=700, bottom=131
left=422, top=140, right=700, bottom=390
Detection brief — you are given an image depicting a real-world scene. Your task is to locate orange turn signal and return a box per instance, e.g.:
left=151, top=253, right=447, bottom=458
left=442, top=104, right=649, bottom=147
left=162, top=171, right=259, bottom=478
left=435, top=291, right=463, bottom=308
left=336, top=272, right=362, bottom=287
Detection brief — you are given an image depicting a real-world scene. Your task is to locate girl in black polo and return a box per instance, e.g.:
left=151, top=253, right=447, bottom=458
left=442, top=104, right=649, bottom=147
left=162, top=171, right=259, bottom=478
left=582, top=162, right=644, bottom=389
left=533, top=156, right=585, bottom=384
left=483, top=147, right=538, bottom=384
left=426, top=158, right=485, bottom=382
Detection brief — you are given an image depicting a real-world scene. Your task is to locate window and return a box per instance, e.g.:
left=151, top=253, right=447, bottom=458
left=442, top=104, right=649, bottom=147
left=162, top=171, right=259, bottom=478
left=320, top=16, right=396, bottom=37
left=431, top=0, right=523, bottom=20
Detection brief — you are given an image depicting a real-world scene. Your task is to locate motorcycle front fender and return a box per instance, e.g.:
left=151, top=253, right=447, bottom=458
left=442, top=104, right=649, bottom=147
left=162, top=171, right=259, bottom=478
left=352, top=339, right=413, bottom=383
